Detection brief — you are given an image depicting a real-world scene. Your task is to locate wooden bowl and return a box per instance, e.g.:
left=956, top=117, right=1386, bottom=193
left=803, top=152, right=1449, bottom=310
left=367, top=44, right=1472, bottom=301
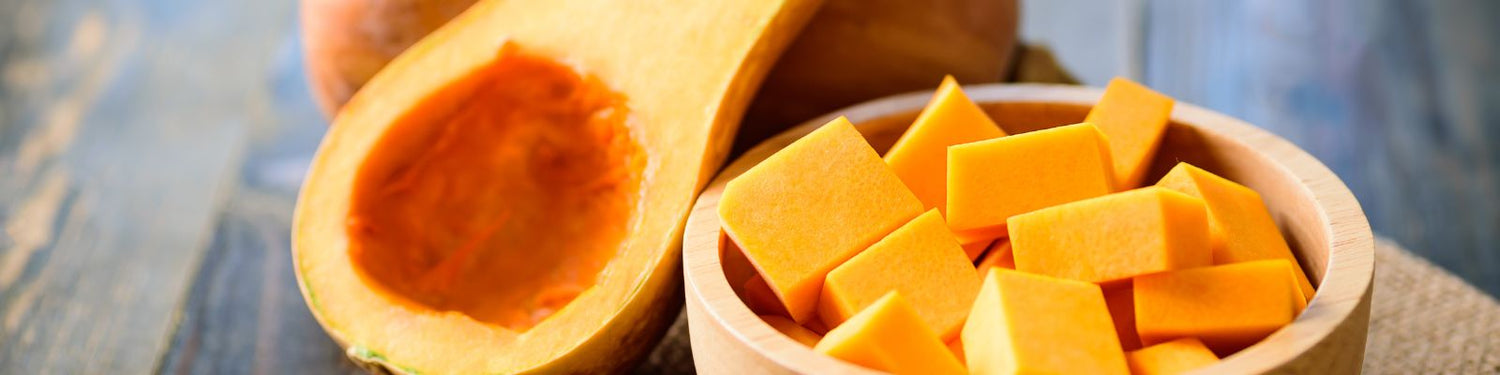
left=683, top=84, right=1375, bottom=374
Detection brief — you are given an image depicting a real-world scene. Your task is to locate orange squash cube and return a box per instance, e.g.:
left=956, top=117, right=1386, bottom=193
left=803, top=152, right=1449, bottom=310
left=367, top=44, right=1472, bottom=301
left=719, top=117, right=925, bottom=323
left=975, top=240, right=1014, bottom=276
left=1008, top=187, right=1212, bottom=284
left=741, top=274, right=788, bottom=317
left=1085, top=77, right=1175, bottom=188
left=962, top=269, right=1129, bottom=375
left=1156, top=162, right=1315, bottom=300
left=1134, top=260, right=1307, bottom=354
left=961, top=239, right=992, bottom=262
left=885, top=76, right=1007, bottom=214
left=814, top=292, right=966, bottom=375
left=947, top=339, right=965, bottom=365
left=760, top=315, right=822, bottom=347
left=946, top=123, right=1115, bottom=240
left=803, top=317, right=830, bottom=335
left=1104, top=282, right=1143, bottom=351
left=818, top=210, right=980, bottom=340
left=1126, top=338, right=1219, bottom=375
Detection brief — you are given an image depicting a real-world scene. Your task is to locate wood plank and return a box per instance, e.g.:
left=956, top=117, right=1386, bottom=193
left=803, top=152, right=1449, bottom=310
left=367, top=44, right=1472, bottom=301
left=152, top=8, right=348, bottom=368
left=1413, top=0, right=1500, bottom=297
left=1140, top=0, right=1500, bottom=295
left=0, top=0, right=296, bottom=372
left=158, top=189, right=359, bottom=375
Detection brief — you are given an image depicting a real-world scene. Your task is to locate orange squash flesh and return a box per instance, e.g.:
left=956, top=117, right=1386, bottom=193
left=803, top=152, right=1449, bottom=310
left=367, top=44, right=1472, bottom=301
left=1085, top=77, right=1175, bottom=189
left=960, top=239, right=992, bottom=261
left=884, top=76, right=1007, bottom=215
left=1008, top=187, right=1212, bottom=284
left=1126, top=337, right=1220, bottom=375
left=947, top=338, right=965, bottom=365
left=1134, top=260, right=1306, bottom=355
left=743, top=274, right=790, bottom=317
left=814, top=292, right=967, bottom=375
left=804, top=316, right=832, bottom=335
left=818, top=210, right=981, bottom=340
left=962, top=269, right=1129, bottom=375
left=1103, top=282, right=1143, bottom=351
left=293, top=0, right=822, bottom=372
left=1156, top=162, right=1316, bottom=300
left=348, top=53, right=639, bottom=330
left=761, top=315, right=823, bottom=347
left=719, top=117, right=925, bottom=323
left=946, top=123, right=1115, bottom=240
left=974, top=240, right=1014, bottom=276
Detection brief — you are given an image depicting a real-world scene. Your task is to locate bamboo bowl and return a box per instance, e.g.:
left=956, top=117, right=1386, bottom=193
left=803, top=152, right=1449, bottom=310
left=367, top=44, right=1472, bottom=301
left=683, top=84, right=1375, bottom=374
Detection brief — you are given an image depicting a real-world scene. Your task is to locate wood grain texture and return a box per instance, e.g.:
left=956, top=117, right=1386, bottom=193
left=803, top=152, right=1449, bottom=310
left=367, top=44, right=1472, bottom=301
left=157, top=2, right=376, bottom=372
left=0, top=0, right=297, bottom=372
left=158, top=190, right=359, bottom=375
left=683, top=84, right=1375, bottom=374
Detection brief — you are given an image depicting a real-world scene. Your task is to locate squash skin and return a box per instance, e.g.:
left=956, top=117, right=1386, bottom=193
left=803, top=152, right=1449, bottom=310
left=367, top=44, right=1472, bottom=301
left=292, top=0, right=822, bottom=373
left=302, top=0, right=1019, bottom=146
left=301, top=0, right=475, bottom=116
left=324, top=246, right=685, bottom=374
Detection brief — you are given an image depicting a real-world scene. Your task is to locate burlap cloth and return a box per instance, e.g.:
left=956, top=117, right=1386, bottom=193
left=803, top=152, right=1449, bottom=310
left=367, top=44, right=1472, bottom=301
left=636, top=239, right=1500, bottom=374
left=1364, top=239, right=1500, bottom=373
left=634, top=48, right=1500, bottom=374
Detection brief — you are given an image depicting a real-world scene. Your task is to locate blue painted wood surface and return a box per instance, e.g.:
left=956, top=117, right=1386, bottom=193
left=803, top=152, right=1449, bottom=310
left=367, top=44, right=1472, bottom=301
left=0, top=0, right=323, bottom=372
left=0, top=0, right=1495, bottom=373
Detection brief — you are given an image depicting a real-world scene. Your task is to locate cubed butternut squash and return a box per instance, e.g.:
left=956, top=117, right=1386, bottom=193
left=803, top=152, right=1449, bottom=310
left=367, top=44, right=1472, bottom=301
left=814, top=292, right=966, bottom=375
left=962, top=269, right=1129, bottom=375
left=1134, top=260, right=1307, bottom=354
left=1103, top=282, right=1143, bottom=351
left=961, top=239, right=993, bottom=262
left=819, top=210, right=981, bottom=340
left=1125, top=337, right=1219, bottom=375
left=742, top=274, right=789, bottom=317
left=761, top=315, right=822, bottom=347
left=1156, top=162, right=1315, bottom=300
left=1085, top=77, right=1174, bottom=188
left=803, top=317, right=831, bottom=335
left=885, top=76, right=1007, bottom=214
left=720, top=117, right=925, bottom=322
left=946, top=123, right=1115, bottom=240
left=1008, top=187, right=1212, bottom=284
left=975, top=240, right=1014, bottom=276
left=948, top=339, right=965, bottom=365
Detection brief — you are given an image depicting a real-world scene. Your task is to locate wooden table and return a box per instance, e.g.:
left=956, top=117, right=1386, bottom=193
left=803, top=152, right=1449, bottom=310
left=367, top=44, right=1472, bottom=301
left=0, top=0, right=1495, bottom=373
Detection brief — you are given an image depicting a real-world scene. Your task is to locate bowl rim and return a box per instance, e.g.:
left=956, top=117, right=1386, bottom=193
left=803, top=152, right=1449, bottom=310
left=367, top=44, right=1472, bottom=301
left=683, top=83, right=1375, bottom=374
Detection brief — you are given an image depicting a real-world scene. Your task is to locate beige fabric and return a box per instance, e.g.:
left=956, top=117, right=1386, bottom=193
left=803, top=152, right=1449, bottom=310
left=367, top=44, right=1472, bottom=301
left=1365, top=239, right=1500, bottom=374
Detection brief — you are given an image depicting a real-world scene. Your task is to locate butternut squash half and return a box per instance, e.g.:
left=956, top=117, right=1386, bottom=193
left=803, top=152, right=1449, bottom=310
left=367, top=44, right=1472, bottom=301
left=292, top=0, right=820, bottom=373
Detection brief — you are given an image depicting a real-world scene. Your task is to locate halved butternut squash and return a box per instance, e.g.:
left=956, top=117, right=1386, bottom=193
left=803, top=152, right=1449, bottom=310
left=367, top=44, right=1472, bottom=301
left=292, top=0, right=821, bottom=373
